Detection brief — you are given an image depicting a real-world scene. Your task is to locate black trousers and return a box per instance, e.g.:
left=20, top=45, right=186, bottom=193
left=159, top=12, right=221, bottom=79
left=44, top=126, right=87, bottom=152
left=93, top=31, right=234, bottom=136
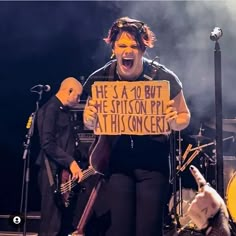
left=104, top=169, right=169, bottom=236
left=38, top=164, right=98, bottom=236
left=38, top=166, right=63, bottom=236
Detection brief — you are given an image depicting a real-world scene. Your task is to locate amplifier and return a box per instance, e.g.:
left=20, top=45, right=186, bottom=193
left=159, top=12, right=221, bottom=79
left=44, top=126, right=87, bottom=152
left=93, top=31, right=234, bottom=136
left=74, top=132, right=96, bottom=168
left=77, top=132, right=96, bottom=143
left=0, top=233, right=38, bottom=236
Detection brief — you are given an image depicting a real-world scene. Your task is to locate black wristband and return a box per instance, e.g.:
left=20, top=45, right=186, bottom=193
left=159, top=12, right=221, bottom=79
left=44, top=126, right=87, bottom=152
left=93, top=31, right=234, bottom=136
left=202, top=207, right=231, bottom=236
left=201, top=224, right=212, bottom=235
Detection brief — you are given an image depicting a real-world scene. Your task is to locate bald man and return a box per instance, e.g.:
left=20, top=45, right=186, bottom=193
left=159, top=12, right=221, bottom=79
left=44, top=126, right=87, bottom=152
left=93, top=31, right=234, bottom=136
left=36, top=77, right=83, bottom=236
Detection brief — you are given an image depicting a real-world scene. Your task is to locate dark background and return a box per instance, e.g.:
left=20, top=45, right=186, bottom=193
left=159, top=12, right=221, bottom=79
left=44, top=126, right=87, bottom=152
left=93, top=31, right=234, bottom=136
left=1, top=1, right=236, bottom=215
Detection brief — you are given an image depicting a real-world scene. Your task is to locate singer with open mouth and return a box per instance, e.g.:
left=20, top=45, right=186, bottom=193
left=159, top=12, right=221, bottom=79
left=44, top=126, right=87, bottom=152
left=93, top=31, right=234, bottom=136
left=83, top=16, right=190, bottom=236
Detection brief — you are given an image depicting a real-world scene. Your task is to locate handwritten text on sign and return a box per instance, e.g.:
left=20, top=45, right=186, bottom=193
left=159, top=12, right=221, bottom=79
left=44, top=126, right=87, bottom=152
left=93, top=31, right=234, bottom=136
left=92, top=81, right=170, bottom=135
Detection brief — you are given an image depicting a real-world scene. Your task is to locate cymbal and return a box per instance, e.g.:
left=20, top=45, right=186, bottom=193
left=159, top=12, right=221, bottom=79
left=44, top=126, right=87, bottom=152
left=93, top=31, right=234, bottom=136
left=223, top=119, right=236, bottom=124
left=189, top=134, right=211, bottom=142
left=205, top=119, right=236, bottom=132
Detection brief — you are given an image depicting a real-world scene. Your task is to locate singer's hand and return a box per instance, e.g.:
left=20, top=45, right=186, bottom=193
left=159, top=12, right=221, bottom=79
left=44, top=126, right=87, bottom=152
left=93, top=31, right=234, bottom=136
left=187, top=165, right=227, bottom=230
left=165, top=100, right=178, bottom=124
left=165, top=93, right=190, bottom=131
left=83, top=98, right=98, bottom=130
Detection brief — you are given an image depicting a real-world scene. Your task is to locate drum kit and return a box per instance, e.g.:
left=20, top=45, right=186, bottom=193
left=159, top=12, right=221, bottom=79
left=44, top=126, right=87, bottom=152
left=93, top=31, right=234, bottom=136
left=168, top=118, right=236, bottom=233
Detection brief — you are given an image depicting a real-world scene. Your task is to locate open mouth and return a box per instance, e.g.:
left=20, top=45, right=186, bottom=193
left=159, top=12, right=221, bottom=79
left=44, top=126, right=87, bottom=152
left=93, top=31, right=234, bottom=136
left=122, top=58, right=134, bottom=69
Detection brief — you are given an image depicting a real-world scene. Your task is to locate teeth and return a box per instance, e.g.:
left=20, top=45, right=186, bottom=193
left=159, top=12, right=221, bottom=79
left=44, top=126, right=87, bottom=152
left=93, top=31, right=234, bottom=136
left=123, top=58, right=133, bottom=60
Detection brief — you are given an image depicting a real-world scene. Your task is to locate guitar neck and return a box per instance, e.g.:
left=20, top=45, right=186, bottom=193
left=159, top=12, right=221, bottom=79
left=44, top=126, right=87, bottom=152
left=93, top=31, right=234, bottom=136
left=79, top=167, right=96, bottom=182
left=60, top=167, right=96, bottom=195
left=75, top=177, right=103, bottom=235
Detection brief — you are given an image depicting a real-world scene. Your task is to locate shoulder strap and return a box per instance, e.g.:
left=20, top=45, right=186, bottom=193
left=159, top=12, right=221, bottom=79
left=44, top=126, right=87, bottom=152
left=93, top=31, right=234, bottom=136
left=143, top=57, right=160, bottom=81
left=108, top=60, right=117, bottom=81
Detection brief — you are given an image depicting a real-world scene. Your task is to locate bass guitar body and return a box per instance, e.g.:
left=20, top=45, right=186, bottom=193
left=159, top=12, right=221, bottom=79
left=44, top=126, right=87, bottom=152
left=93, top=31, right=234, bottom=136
left=88, top=135, right=116, bottom=175
left=54, top=165, right=96, bottom=209
left=54, top=135, right=117, bottom=209
left=72, top=135, right=119, bottom=236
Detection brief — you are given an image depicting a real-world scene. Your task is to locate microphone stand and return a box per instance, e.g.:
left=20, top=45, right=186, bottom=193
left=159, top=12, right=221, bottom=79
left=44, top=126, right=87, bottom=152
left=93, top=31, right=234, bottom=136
left=213, top=39, right=224, bottom=198
left=20, top=90, right=43, bottom=236
left=169, top=131, right=181, bottom=229
left=211, top=29, right=236, bottom=234
left=176, top=131, right=183, bottom=227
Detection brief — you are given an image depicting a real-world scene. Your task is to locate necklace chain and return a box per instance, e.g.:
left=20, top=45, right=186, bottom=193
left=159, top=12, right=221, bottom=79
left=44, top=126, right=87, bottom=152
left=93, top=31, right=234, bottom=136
left=116, top=69, right=123, bottom=80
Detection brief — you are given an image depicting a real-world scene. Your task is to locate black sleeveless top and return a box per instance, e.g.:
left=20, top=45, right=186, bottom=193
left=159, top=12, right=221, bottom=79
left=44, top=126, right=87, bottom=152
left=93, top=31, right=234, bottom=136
left=83, top=58, right=182, bottom=176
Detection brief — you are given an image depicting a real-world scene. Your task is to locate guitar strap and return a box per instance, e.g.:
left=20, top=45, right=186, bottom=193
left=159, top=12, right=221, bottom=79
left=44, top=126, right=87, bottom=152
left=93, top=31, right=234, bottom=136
left=44, top=157, right=55, bottom=187
left=107, top=59, right=117, bottom=82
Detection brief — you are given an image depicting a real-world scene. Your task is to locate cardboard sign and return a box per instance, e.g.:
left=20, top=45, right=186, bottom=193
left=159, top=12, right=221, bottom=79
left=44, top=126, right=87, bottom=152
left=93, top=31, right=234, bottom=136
left=91, top=81, right=170, bottom=135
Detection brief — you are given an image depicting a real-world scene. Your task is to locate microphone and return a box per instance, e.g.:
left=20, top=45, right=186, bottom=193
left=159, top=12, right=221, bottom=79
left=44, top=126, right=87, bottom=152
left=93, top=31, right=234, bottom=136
left=30, top=84, right=51, bottom=92
left=210, top=27, right=223, bottom=41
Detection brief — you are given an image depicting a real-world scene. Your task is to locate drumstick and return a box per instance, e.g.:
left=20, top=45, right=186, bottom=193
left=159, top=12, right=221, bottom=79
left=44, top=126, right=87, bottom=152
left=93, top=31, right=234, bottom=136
left=182, top=144, right=192, bottom=161
left=179, top=150, right=200, bottom=172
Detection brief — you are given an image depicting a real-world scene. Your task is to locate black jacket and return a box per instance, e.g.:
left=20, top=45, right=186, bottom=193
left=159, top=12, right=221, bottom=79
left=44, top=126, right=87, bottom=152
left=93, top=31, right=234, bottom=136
left=36, top=96, right=75, bottom=172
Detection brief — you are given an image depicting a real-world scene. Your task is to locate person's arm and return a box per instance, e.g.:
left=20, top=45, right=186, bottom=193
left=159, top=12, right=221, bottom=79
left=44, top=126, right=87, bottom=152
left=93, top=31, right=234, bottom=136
left=83, top=96, right=98, bottom=130
left=165, top=90, right=190, bottom=131
left=203, top=207, right=231, bottom=236
left=40, top=105, right=82, bottom=179
left=40, top=106, right=73, bottom=166
left=187, top=165, right=231, bottom=236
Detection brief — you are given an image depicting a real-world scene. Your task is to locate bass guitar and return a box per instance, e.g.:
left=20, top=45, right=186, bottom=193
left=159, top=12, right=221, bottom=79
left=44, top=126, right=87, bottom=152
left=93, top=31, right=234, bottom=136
left=71, top=134, right=119, bottom=236
left=54, top=135, right=116, bottom=209
left=54, top=166, right=96, bottom=209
